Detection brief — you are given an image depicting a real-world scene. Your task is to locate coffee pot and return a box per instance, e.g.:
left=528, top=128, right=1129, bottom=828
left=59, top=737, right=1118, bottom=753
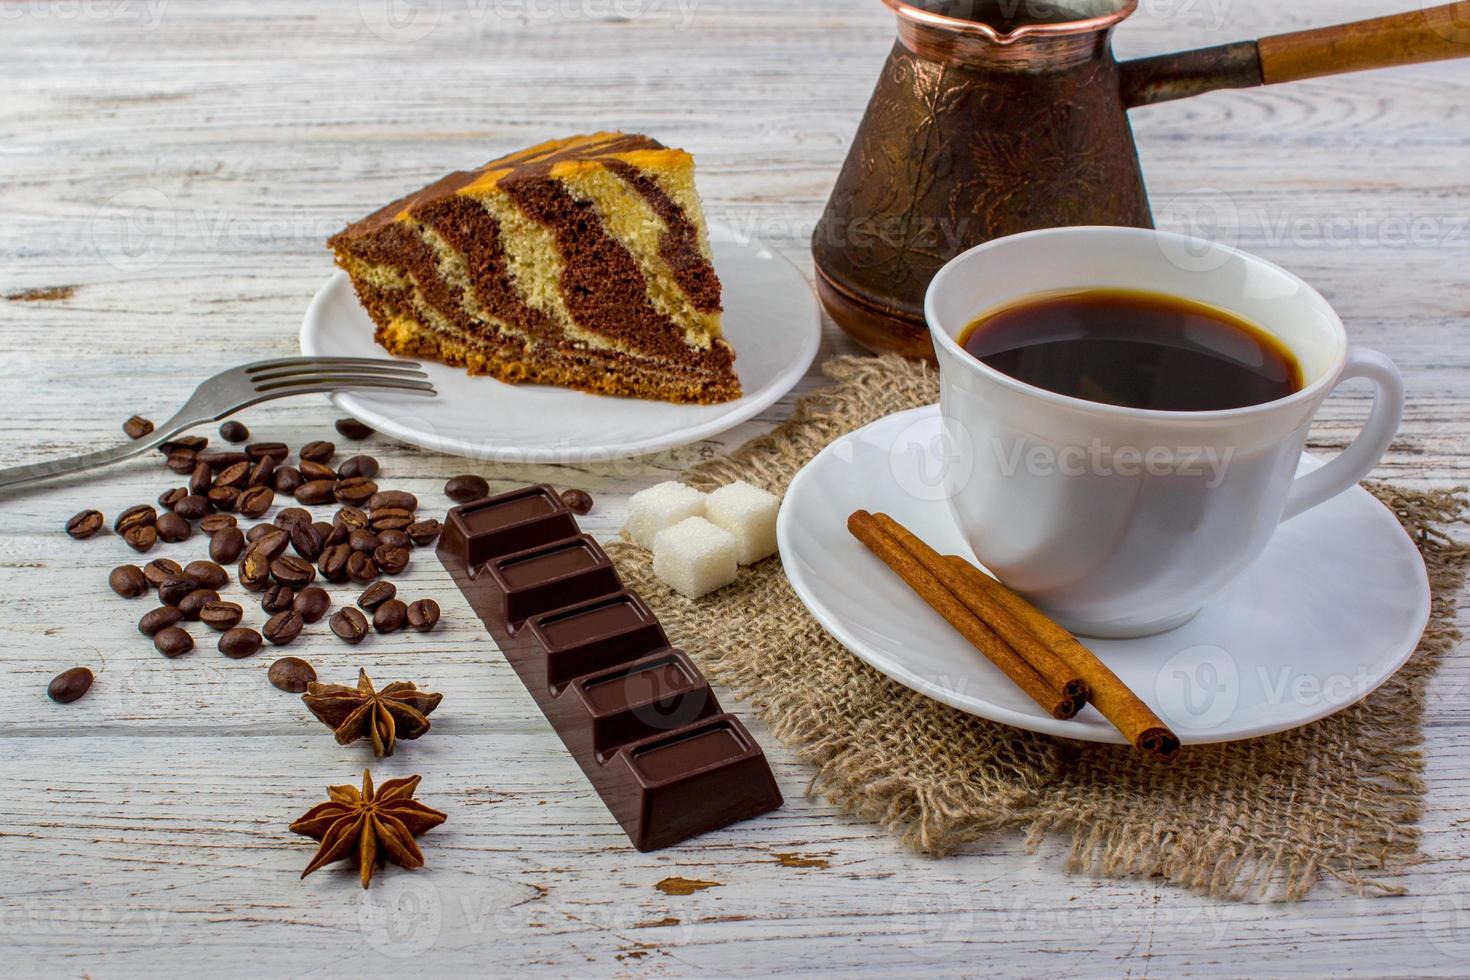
left=812, top=0, right=1470, bottom=358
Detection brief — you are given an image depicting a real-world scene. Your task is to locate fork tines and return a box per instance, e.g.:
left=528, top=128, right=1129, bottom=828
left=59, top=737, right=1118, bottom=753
left=245, top=357, right=435, bottom=396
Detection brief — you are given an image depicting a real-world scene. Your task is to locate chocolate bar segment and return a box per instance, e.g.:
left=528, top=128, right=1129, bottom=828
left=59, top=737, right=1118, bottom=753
left=437, top=485, right=782, bottom=851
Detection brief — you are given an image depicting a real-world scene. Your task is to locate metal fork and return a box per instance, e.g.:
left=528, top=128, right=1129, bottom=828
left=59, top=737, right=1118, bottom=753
left=0, top=356, right=436, bottom=491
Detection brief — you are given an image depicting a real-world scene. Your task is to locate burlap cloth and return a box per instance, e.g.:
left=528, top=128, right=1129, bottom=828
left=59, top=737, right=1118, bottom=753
left=607, top=355, right=1470, bottom=900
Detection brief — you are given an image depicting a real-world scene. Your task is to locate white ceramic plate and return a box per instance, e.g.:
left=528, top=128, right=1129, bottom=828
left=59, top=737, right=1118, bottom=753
left=299, top=224, right=820, bottom=462
left=778, top=405, right=1432, bottom=745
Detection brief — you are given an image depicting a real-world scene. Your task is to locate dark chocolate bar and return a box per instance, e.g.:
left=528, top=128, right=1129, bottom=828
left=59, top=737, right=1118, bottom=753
left=437, top=484, right=782, bottom=850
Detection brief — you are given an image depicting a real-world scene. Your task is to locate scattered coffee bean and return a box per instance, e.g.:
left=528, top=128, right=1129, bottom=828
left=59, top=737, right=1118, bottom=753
left=178, top=588, right=221, bottom=621
left=330, top=607, right=370, bottom=645
left=335, top=417, right=374, bottom=440
left=158, top=487, right=187, bottom=510
left=158, top=576, right=198, bottom=606
left=271, top=555, right=316, bottom=588
left=373, top=545, right=411, bottom=575
left=318, top=543, right=351, bottom=582
left=293, top=586, right=331, bottom=623
left=268, top=656, right=316, bottom=691
left=299, top=460, right=338, bottom=482
left=300, top=440, right=335, bottom=464
left=370, top=490, right=417, bottom=512
left=272, top=466, right=304, bottom=495
left=560, top=488, right=593, bottom=515
left=154, top=626, right=194, bottom=658
left=250, top=527, right=290, bottom=559
left=183, top=560, right=228, bottom=590
left=373, top=599, right=408, bottom=633
left=143, top=558, right=184, bottom=588
left=246, top=441, right=289, bottom=463
left=312, top=520, right=336, bottom=545
left=295, top=479, right=337, bottom=505
left=123, top=415, right=154, bottom=439
left=200, top=513, right=237, bottom=536
left=219, top=627, right=263, bottom=659
left=239, top=550, right=272, bottom=591
left=406, top=599, right=441, bottom=633
left=220, top=420, right=249, bottom=443
left=246, top=523, right=274, bottom=544
left=274, top=506, right=309, bottom=529
left=238, top=485, right=274, bottom=518
left=65, top=509, right=105, bottom=539
left=200, top=600, right=244, bottom=631
left=160, top=435, right=207, bottom=454
left=336, top=454, right=379, bottom=480
left=207, top=486, right=240, bottom=512
left=357, top=581, right=397, bottom=610
left=334, top=477, right=378, bottom=506
left=109, top=564, right=148, bottom=598
left=261, top=584, right=296, bottom=614
left=247, top=456, right=276, bottom=488
left=407, top=519, right=443, bottom=545
left=263, top=610, right=304, bottom=646
left=47, top=666, right=94, bottom=704
left=335, top=506, right=370, bottom=531
left=290, top=522, right=323, bottom=562
left=370, top=507, right=414, bottom=533
left=445, top=474, right=489, bottom=502
left=114, top=504, right=156, bottom=534
left=347, top=551, right=379, bottom=583
left=139, top=606, right=184, bottom=636
left=156, top=511, right=192, bottom=543
left=210, top=526, right=246, bottom=564
left=349, top=528, right=380, bottom=554
left=189, top=460, right=213, bottom=495
left=123, top=525, right=158, bottom=553
left=166, top=450, right=198, bottom=474
left=198, top=450, right=249, bottom=470
left=175, top=494, right=210, bottom=521
left=216, top=460, right=250, bottom=489
left=377, top=529, right=411, bottom=550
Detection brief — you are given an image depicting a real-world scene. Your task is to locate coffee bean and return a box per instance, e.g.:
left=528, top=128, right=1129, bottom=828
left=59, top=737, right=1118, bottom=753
left=238, top=485, right=274, bottom=519
left=335, top=417, right=374, bottom=440
left=143, top=558, right=184, bottom=588
left=200, top=600, right=244, bottom=631
left=219, top=420, right=249, bottom=443
left=318, top=543, right=351, bottom=582
left=206, top=486, right=240, bottom=512
left=114, top=504, right=156, bottom=534
left=183, top=560, right=228, bottom=590
left=189, top=460, right=213, bottom=495
left=48, top=666, right=94, bottom=703
left=370, top=507, right=414, bottom=533
left=109, top=564, right=148, bottom=598
left=271, top=555, right=316, bottom=588
left=299, top=460, right=338, bottom=482
left=290, top=522, right=323, bottom=562
left=247, top=456, right=276, bottom=488
left=123, top=415, right=154, bottom=439
left=268, top=656, right=316, bottom=691
left=407, top=519, right=443, bottom=545
left=406, top=599, right=441, bottom=632
left=178, top=588, right=220, bottom=621
left=445, top=474, right=489, bottom=502
left=250, top=527, right=290, bottom=559
left=65, top=509, right=105, bottom=539
left=198, top=450, right=249, bottom=470
left=293, top=586, right=331, bottom=623
left=373, top=599, right=408, bottom=633
left=158, top=576, right=198, bottom=606
left=334, top=477, right=378, bottom=506
left=334, top=506, right=370, bottom=531
left=239, top=549, right=271, bottom=591
left=210, top=526, right=246, bottom=565
left=346, top=551, right=379, bottom=583
left=263, top=610, right=304, bottom=646
left=336, top=454, right=379, bottom=480
left=373, top=545, right=410, bottom=575
left=272, top=466, right=304, bottom=495
left=166, top=450, right=198, bottom=474
left=377, top=529, right=411, bottom=550
left=160, top=435, right=207, bottom=454
left=175, top=495, right=210, bottom=521
left=349, top=528, right=380, bottom=554
left=123, top=525, right=157, bottom=553
left=313, top=521, right=337, bottom=546
left=357, top=581, right=397, bottom=610
left=261, top=584, right=295, bottom=614
left=329, top=607, right=369, bottom=645
left=275, top=507, right=312, bottom=531
left=246, top=523, right=273, bottom=544
left=560, top=488, right=593, bottom=515
left=139, top=606, right=184, bottom=636
left=154, top=626, right=194, bottom=658
left=216, top=460, right=250, bottom=489
left=246, top=442, right=289, bottom=463
left=370, top=490, right=417, bottom=512
left=219, top=627, right=262, bottom=659
left=158, top=487, right=187, bottom=510
left=156, top=512, right=192, bottom=543
left=300, top=440, right=335, bottom=464
left=295, top=479, right=337, bottom=505
left=200, top=513, right=237, bottom=536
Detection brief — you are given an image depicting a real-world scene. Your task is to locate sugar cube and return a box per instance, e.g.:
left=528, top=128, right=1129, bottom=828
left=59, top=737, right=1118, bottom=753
left=652, top=517, right=738, bottom=599
left=626, top=481, right=708, bottom=549
left=704, top=480, right=780, bottom=565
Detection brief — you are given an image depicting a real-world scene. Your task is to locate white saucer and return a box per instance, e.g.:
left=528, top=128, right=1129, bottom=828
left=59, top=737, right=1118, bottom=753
left=299, top=224, right=820, bottom=463
left=778, top=405, right=1431, bottom=745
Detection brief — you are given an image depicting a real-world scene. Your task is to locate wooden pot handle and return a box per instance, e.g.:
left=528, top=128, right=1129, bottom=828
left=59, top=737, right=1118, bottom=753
left=1258, top=2, right=1470, bottom=84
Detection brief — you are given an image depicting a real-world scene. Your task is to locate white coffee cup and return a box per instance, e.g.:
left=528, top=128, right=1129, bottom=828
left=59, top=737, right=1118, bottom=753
left=926, top=226, right=1404, bottom=638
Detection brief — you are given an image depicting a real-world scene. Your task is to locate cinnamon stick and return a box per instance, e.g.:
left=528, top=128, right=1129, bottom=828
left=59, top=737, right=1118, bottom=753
left=872, top=512, right=1090, bottom=715
left=846, top=510, right=1077, bottom=720
left=945, top=556, right=1181, bottom=763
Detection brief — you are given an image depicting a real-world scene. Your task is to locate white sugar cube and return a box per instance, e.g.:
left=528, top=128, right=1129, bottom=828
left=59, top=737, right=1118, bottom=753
left=705, top=480, right=780, bottom=565
left=626, top=481, right=708, bottom=549
left=652, top=517, right=738, bottom=599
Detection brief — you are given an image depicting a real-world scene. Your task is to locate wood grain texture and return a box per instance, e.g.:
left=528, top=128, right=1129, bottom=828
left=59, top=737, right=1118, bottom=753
left=0, top=0, right=1468, bottom=975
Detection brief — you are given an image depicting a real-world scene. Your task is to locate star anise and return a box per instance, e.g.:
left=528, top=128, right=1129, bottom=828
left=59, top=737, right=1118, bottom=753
left=291, top=769, right=447, bottom=888
left=302, top=667, right=442, bottom=757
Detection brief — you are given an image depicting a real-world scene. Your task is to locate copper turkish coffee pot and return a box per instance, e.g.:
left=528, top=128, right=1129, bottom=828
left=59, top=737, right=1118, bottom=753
left=813, top=0, right=1470, bottom=358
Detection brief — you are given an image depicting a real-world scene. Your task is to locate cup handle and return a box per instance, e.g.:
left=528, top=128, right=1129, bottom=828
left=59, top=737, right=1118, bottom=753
left=1282, top=346, right=1404, bottom=522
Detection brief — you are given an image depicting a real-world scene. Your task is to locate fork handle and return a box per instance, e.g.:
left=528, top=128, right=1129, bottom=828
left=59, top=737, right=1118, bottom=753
left=0, top=413, right=202, bottom=491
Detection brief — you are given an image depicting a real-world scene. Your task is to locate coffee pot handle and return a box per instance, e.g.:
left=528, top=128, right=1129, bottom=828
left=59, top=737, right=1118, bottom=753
left=1281, top=348, right=1405, bottom=522
left=1122, top=2, right=1470, bottom=108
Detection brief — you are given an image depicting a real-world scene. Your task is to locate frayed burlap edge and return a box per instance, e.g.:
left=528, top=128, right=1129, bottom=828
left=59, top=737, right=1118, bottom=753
left=607, top=355, right=1470, bottom=900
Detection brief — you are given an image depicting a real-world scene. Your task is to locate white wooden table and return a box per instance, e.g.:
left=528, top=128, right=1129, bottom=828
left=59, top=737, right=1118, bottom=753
left=2, top=0, right=1468, bottom=975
